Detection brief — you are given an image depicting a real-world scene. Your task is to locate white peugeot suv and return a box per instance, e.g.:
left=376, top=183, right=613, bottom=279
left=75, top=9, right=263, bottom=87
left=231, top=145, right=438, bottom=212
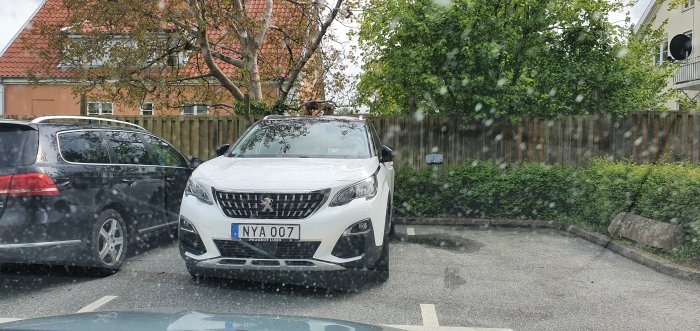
left=178, top=115, right=395, bottom=285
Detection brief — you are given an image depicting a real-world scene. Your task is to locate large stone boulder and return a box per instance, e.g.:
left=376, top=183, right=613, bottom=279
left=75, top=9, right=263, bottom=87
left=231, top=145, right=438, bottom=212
left=608, top=212, right=685, bottom=249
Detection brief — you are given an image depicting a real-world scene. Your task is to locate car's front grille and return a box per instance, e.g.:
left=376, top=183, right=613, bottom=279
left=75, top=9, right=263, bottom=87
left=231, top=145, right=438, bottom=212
left=213, top=191, right=327, bottom=219
left=214, top=240, right=320, bottom=259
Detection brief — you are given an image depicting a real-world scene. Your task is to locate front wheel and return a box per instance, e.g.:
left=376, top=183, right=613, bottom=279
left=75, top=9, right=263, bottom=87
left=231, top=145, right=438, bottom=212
left=89, top=209, right=128, bottom=275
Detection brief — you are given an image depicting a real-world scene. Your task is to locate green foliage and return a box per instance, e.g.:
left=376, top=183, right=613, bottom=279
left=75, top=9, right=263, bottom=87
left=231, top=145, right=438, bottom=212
left=357, top=0, right=675, bottom=119
left=233, top=100, right=286, bottom=116
left=394, top=159, right=700, bottom=258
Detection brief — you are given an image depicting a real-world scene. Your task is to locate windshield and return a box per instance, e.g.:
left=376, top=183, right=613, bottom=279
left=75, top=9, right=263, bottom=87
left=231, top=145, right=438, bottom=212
left=229, top=120, right=371, bottom=159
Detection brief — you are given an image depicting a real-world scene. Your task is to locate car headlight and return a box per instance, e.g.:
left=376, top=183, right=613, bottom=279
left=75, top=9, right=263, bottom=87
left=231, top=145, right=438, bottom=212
left=185, top=178, right=213, bottom=205
left=330, top=174, right=378, bottom=207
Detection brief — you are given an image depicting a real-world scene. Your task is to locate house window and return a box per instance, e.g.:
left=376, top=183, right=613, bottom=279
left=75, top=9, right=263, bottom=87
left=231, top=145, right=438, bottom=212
left=683, top=0, right=695, bottom=10
left=182, top=104, right=208, bottom=115
left=140, top=102, right=155, bottom=115
left=654, top=39, right=668, bottom=66
left=87, top=102, right=114, bottom=115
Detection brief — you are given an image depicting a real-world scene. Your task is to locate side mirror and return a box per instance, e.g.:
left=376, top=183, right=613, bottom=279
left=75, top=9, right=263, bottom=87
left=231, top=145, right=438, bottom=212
left=425, top=153, right=444, bottom=165
left=215, top=144, right=230, bottom=156
left=190, top=157, right=204, bottom=169
left=380, top=145, right=394, bottom=163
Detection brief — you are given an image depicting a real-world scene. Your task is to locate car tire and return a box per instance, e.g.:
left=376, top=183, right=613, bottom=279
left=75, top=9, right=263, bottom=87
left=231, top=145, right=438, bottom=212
left=89, top=209, right=128, bottom=276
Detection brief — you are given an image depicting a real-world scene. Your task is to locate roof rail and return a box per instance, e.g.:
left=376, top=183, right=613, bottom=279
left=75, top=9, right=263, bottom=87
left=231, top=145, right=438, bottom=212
left=31, top=116, right=146, bottom=131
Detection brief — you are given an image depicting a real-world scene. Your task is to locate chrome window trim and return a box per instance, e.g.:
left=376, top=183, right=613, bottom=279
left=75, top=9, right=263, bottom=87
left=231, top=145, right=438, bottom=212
left=0, top=240, right=81, bottom=249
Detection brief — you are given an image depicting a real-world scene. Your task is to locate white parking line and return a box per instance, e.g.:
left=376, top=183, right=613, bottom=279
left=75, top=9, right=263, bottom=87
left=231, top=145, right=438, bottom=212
left=407, top=227, right=416, bottom=236
left=385, top=304, right=513, bottom=331
left=420, top=304, right=439, bottom=327
left=76, top=295, right=118, bottom=313
left=0, top=318, right=23, bottom=324
left=387, top=327, right=512, bottom=331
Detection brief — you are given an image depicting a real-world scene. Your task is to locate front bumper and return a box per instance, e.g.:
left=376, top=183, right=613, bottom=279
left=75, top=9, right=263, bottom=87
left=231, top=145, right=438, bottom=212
left=178, top=190, right=388, bottom=273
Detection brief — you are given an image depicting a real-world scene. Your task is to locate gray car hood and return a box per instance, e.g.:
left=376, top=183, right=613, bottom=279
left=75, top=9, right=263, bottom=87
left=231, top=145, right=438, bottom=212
left=0, top=311, right=397, bottom=331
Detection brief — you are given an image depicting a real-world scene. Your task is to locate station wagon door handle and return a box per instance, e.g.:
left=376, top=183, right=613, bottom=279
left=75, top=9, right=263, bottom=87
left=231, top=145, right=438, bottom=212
left=166, top=177, right=176, bottom=181
left=121, top=178, right=136, bottom=183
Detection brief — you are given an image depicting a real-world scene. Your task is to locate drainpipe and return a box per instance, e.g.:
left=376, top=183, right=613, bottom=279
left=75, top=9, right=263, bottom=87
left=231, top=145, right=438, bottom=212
left=0, top=78, right=4, bottom=116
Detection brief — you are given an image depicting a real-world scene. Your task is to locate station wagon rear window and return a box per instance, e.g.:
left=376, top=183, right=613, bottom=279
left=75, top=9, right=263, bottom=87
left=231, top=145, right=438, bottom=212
left=0, top=124, right=38, bottom=167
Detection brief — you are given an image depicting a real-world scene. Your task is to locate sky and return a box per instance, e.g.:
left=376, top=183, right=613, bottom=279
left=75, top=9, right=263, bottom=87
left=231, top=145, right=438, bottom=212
left=0, top=0, right=42, bottom=55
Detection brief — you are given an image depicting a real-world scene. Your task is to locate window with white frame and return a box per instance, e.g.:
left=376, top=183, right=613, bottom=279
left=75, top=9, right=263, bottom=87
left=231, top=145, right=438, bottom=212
left=87, top=102, right=114, bottom=115
left=683, top=0, right=695, bottom=10
left=140, top=102, right=155, bottom=115
left=182, top=104, right=208, bottom=115
left=654, top=39, right=668, bottom=66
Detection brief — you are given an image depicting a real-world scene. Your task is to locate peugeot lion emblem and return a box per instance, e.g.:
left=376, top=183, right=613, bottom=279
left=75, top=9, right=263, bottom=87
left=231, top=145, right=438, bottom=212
left=260, top=198, right=274, bottom=212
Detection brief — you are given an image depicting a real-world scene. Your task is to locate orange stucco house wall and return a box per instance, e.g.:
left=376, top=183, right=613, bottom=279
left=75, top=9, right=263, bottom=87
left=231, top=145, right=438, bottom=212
left=4, top=84, right=80, bottom=116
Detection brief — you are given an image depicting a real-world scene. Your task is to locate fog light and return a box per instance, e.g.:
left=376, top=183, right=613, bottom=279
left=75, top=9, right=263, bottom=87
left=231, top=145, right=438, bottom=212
left=179, top=217, right=197, bottom=233
left=343, top=219, right=372, bottom=236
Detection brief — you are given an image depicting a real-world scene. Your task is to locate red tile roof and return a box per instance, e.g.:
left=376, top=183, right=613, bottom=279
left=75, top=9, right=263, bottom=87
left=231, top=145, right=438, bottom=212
left=0, top=0, right=303, bottom=79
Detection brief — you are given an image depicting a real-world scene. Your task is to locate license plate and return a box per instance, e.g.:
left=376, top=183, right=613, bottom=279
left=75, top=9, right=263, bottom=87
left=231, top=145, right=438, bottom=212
left=232, top=224, right=300, bottom=241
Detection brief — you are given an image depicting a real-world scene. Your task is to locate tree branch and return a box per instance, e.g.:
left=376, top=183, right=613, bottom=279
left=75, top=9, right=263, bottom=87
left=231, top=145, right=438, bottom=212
left=210, top=51, right=246, bottom=67
left=165, top=72, right=213, bottom=84
left=254, top=0, right=274, bottom=47
left=279, top=0, right=343, bottom=102
left=190, top=0, right=245, bottom=100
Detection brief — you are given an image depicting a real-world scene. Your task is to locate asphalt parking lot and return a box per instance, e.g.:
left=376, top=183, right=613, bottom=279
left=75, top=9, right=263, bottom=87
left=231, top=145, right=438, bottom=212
left=1, top=225, right=699, bottom=331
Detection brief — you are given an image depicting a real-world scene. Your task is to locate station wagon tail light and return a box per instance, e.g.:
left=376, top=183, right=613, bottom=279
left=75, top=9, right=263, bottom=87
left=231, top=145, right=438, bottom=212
left=0, top=174, right=60, bottom=197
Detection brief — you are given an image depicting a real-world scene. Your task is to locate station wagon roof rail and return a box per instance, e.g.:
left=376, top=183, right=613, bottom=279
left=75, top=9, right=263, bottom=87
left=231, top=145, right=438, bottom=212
left=31, top=116, right=146, bottom=131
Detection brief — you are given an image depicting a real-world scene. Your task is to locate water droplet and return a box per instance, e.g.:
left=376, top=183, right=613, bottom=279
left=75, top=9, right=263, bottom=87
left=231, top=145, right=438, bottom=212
left=439, top=86, right=448, bottom=95
left=497, top=78, right=506, bottom=87
left=623, top=131, right=631, bottom=138
left=616, top=48, right=629, bottom=58
left=432, top=0, right=452, bottom=8
left=414, top=110, right=425, bottom=122
left=484, top=119, right=494, bottom=127
left=634, top=137, right=643, bottom=146
left=461, top=77, right=470, bottom=86
left=461, top=28, right=471, bottom=40
left=475, top=103, right=483, bottom=111
left=526, top=88, right=534, bottom=95
left=548, top=88, right=557, bottom=97
left=575, top=95, right=584, bottom=103
left=495, top=134, right=503, bottom=141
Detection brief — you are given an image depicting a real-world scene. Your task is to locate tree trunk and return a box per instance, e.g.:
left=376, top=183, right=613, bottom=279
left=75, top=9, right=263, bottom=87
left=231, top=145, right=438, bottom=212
left=249, top=53, right=263, bottom=101
left=408, top=95, right=417, bottom=114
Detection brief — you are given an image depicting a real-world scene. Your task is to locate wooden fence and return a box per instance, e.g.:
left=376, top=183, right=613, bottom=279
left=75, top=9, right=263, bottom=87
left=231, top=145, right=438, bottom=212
left=3, top=112, right=700, bottom=168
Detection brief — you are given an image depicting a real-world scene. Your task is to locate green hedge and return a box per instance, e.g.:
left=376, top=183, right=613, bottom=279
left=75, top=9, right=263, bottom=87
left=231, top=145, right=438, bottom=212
left=394, top=159, right=700, bottom=259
